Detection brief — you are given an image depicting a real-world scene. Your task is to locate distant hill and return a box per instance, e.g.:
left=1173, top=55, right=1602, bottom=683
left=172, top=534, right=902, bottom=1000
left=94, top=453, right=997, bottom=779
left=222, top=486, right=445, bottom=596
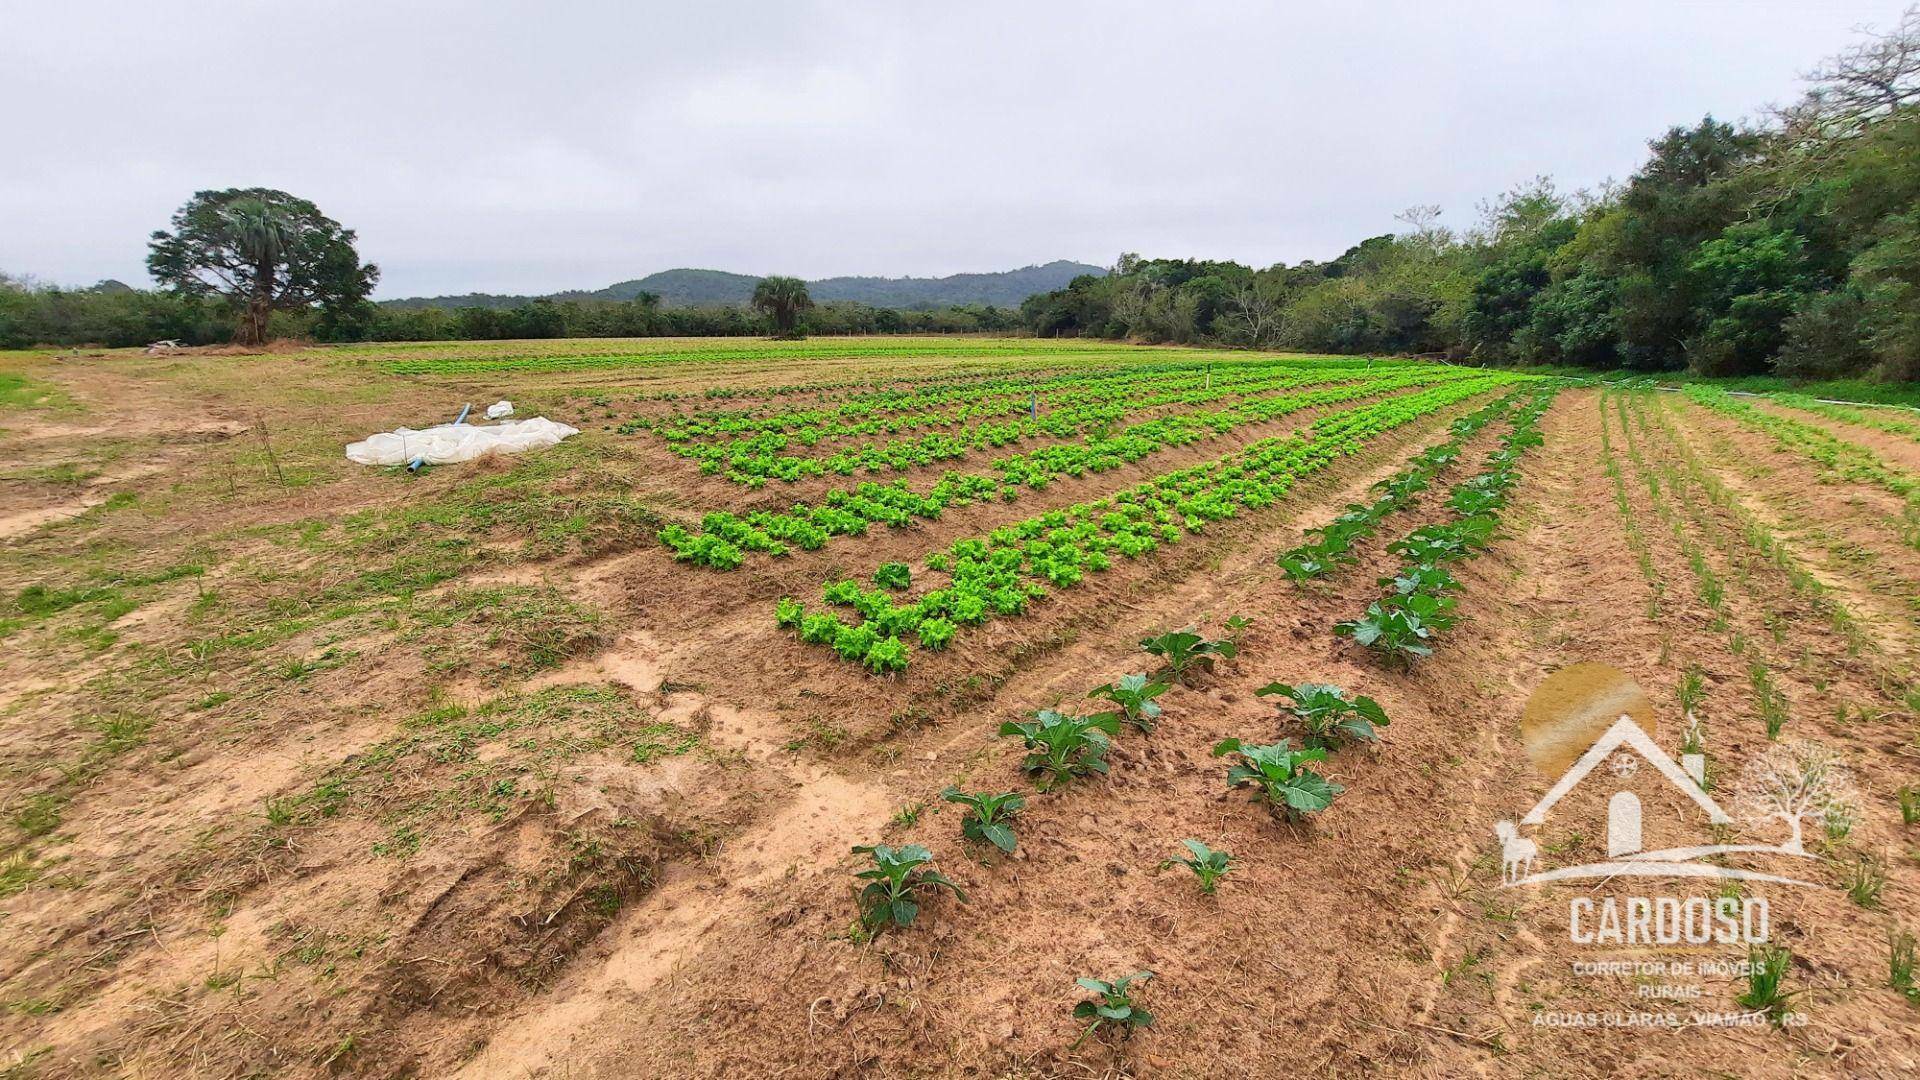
left=382, top=260, right=1104, bottom=311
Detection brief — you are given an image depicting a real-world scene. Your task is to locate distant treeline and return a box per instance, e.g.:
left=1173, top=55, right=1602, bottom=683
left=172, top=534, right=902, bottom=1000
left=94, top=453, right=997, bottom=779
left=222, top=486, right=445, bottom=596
left=1020, top=13, right=1920, bottom=381
left=0, top=280, right=1021, bottom=349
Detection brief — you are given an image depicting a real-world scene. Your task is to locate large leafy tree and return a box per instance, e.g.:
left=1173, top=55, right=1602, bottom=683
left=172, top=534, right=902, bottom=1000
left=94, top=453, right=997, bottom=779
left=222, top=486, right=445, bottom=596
left=751, top=275, right=813, bottom=338
left=147, top=188, right=377, bottom=346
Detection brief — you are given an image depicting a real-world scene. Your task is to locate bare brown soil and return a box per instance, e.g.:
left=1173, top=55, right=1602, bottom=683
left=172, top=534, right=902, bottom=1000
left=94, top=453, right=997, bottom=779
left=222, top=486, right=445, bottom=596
left=2, top=340, right=1918, bottom=1079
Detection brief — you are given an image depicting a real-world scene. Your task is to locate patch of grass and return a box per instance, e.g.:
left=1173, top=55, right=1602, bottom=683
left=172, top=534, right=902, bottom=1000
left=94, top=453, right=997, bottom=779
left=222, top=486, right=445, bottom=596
left=281, top=684, right=686, bottom=848
left=408, top=586, right=606, bottom=673
left=12, top=793, right=65, bottom=839
left=0, top=370, right=65, bottom=410
left=0, top=852, right=40, bottom=898
left=631, top=723, right=699, bottom=764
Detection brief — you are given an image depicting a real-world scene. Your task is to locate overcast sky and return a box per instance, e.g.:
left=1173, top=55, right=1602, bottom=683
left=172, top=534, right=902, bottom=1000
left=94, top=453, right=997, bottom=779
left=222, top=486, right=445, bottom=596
left=1, top=0, right=1909, bottom=298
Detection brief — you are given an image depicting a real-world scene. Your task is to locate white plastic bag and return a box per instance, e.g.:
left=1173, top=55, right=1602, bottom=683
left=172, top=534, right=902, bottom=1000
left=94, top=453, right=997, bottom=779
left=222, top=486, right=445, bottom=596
left=345, top=417, right=579, bottom=467
left=485, top=400, right=514, bottom=419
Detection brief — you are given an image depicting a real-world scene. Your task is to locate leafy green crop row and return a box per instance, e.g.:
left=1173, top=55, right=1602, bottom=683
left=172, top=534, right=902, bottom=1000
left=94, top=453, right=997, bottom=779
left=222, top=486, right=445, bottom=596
left=1336, top=388, right=1556, bottom=663
left=1770, top=393, right=1920, bottom=447
left=776, top=375, right=1528, bottom=673
left=1277, top=389, right=1527, bottom=581
left=648, top=360, right=1412, bottom=483
left=660, top=369, right=1488, bottom=569
left=1685, top=385, right=1920, bottom=549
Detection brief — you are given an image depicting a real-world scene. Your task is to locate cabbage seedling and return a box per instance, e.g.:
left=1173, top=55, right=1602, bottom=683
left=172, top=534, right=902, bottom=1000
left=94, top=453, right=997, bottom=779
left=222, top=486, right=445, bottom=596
left=1140, top=629, right=1237, bottom=685
left=940, top=787, right=1025, bottom=853
left=851, top=843, right=966, bottom=933
left=1213, top=737, right=1343, bottom=819
left=1162, top=839, right=1232, bottom=894
left=1071, top=971, right=1153, bottom=1049
left=1088, top=673, right=1170, bottom=733
left=999, top=709, right=1121, bottom=790
left=1256, top=681, right=1390, bottom=748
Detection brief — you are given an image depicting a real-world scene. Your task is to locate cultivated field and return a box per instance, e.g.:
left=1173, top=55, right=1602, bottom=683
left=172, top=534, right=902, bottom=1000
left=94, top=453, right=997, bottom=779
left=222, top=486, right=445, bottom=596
left=3, top=336, right=1920, bottom=1078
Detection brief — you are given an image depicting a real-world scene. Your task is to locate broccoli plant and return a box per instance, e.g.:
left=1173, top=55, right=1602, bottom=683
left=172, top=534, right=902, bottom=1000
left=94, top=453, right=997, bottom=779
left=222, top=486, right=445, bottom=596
left=874, top=562, right=912, bottom=590
left=1212, top=738, right=1343, bottom=819
left=1088, top=673, right=1170, bottom=733
left=1071, top=971, right=1153, bottom=1049
left=940, top=787, right=1025, bottom=853
left=1161, top=839, right=1233, bottom=895
left=1256, top=681, right=1391, bottom=748
left=851, top=843, right=967, bottom=934
left=1140, top=629, right=1237, bottom=685
left=999, top=709, right=1122, bottom=790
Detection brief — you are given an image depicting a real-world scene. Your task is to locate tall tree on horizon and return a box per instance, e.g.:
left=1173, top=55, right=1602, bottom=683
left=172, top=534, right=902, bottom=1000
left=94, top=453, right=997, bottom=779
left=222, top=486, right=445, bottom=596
left=751, top=275, right=813, bottom=338
left=147, top=188, right=377, bottom=346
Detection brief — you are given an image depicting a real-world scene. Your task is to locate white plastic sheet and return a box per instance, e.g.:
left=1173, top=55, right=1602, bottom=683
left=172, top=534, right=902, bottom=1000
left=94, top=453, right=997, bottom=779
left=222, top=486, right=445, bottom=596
left=345, top=417, right=579, bottom=466
left=485, top=400, right=515, bottom=419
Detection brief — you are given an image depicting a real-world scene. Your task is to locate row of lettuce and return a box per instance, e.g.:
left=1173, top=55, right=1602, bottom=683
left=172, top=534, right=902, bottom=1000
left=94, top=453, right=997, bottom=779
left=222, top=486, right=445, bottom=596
left=772, top=375, right=1534, bottom=673
left=658, top=367, right=1495, bottom=569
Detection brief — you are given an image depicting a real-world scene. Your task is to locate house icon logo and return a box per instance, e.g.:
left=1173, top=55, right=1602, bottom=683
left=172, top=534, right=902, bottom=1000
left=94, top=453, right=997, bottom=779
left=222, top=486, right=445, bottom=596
left=1495, top=664, right=1832, bottom=889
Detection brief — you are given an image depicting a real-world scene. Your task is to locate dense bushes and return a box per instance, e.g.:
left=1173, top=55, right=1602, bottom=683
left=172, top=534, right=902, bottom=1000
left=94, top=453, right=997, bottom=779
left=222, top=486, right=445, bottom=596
left=0, top=274, right=1024, bottom=349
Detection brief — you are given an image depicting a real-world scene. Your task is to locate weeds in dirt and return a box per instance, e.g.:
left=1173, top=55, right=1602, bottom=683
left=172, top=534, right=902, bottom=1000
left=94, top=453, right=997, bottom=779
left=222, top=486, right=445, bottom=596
left=1899, top=784, right=1919, bottom=826
left=1678, top=667, right=1706, bottom=716
left=1736, top=944, right=1802, bottom=1027
left=939, top=788, right=1024, bottom=853
left=1750, top=661, right=1789, bottom=739
left=1891, top=929, right=1920, bottom=1004
left=1071, top=971, right=1153, bottom=1049
left=1161, top=839, right=1232, bottom=895
left=851, top=843, right=966, bottom=934
left=1842, top=854, right=1886, bottom=907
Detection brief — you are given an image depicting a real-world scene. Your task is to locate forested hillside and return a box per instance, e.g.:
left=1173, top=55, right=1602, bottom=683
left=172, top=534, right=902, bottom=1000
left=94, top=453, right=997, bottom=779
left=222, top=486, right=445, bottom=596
left=1021, top=11, right=1920, bottom=381
left=381, top=261, right=1102, bottom=312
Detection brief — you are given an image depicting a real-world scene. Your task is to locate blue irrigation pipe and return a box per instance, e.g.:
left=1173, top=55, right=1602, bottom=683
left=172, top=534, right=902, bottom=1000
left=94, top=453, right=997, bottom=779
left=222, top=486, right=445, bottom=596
left=408, top=402, right=474, bottom=473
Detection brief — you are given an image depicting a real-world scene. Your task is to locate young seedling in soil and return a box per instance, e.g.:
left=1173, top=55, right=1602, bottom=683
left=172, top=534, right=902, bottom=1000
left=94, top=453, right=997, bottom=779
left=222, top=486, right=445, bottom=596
left=1140, top=629, right=1236, bottom=685
left=1088, top=673, right=1170, bottom=734
left=1161, top=839, right=1232, bottom=895
left=1891, top=928, right=1920, bottom=1004
left=1843, top=854, right=1886, bottom=908
left=1071, top=971, right=1153, bottom=1049
left=851, top=843, right=966, bottom=934
left=1899, top=785, right=1919, bottom=826
left=1213, top=738, right=1343, bottom=820
left=1736, top=944, right=1803, bottom=1027
left=1257, top=681, right=1390, bottom=749
left=940, top=787, right=1024, bottom=853
left=999, top=709, right=1121, bottom=791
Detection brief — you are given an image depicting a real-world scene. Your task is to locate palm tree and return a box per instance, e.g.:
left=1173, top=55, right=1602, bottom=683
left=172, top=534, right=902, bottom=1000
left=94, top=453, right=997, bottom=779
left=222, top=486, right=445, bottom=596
left=751, top=275, right=813, bottom=338
left=219, top=197, right=297, bottom=346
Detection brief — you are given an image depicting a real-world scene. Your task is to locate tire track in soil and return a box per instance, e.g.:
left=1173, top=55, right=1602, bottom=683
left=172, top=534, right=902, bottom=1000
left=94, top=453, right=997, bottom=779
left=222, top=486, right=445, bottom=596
left=458, top=628, right=895, bottom=1079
